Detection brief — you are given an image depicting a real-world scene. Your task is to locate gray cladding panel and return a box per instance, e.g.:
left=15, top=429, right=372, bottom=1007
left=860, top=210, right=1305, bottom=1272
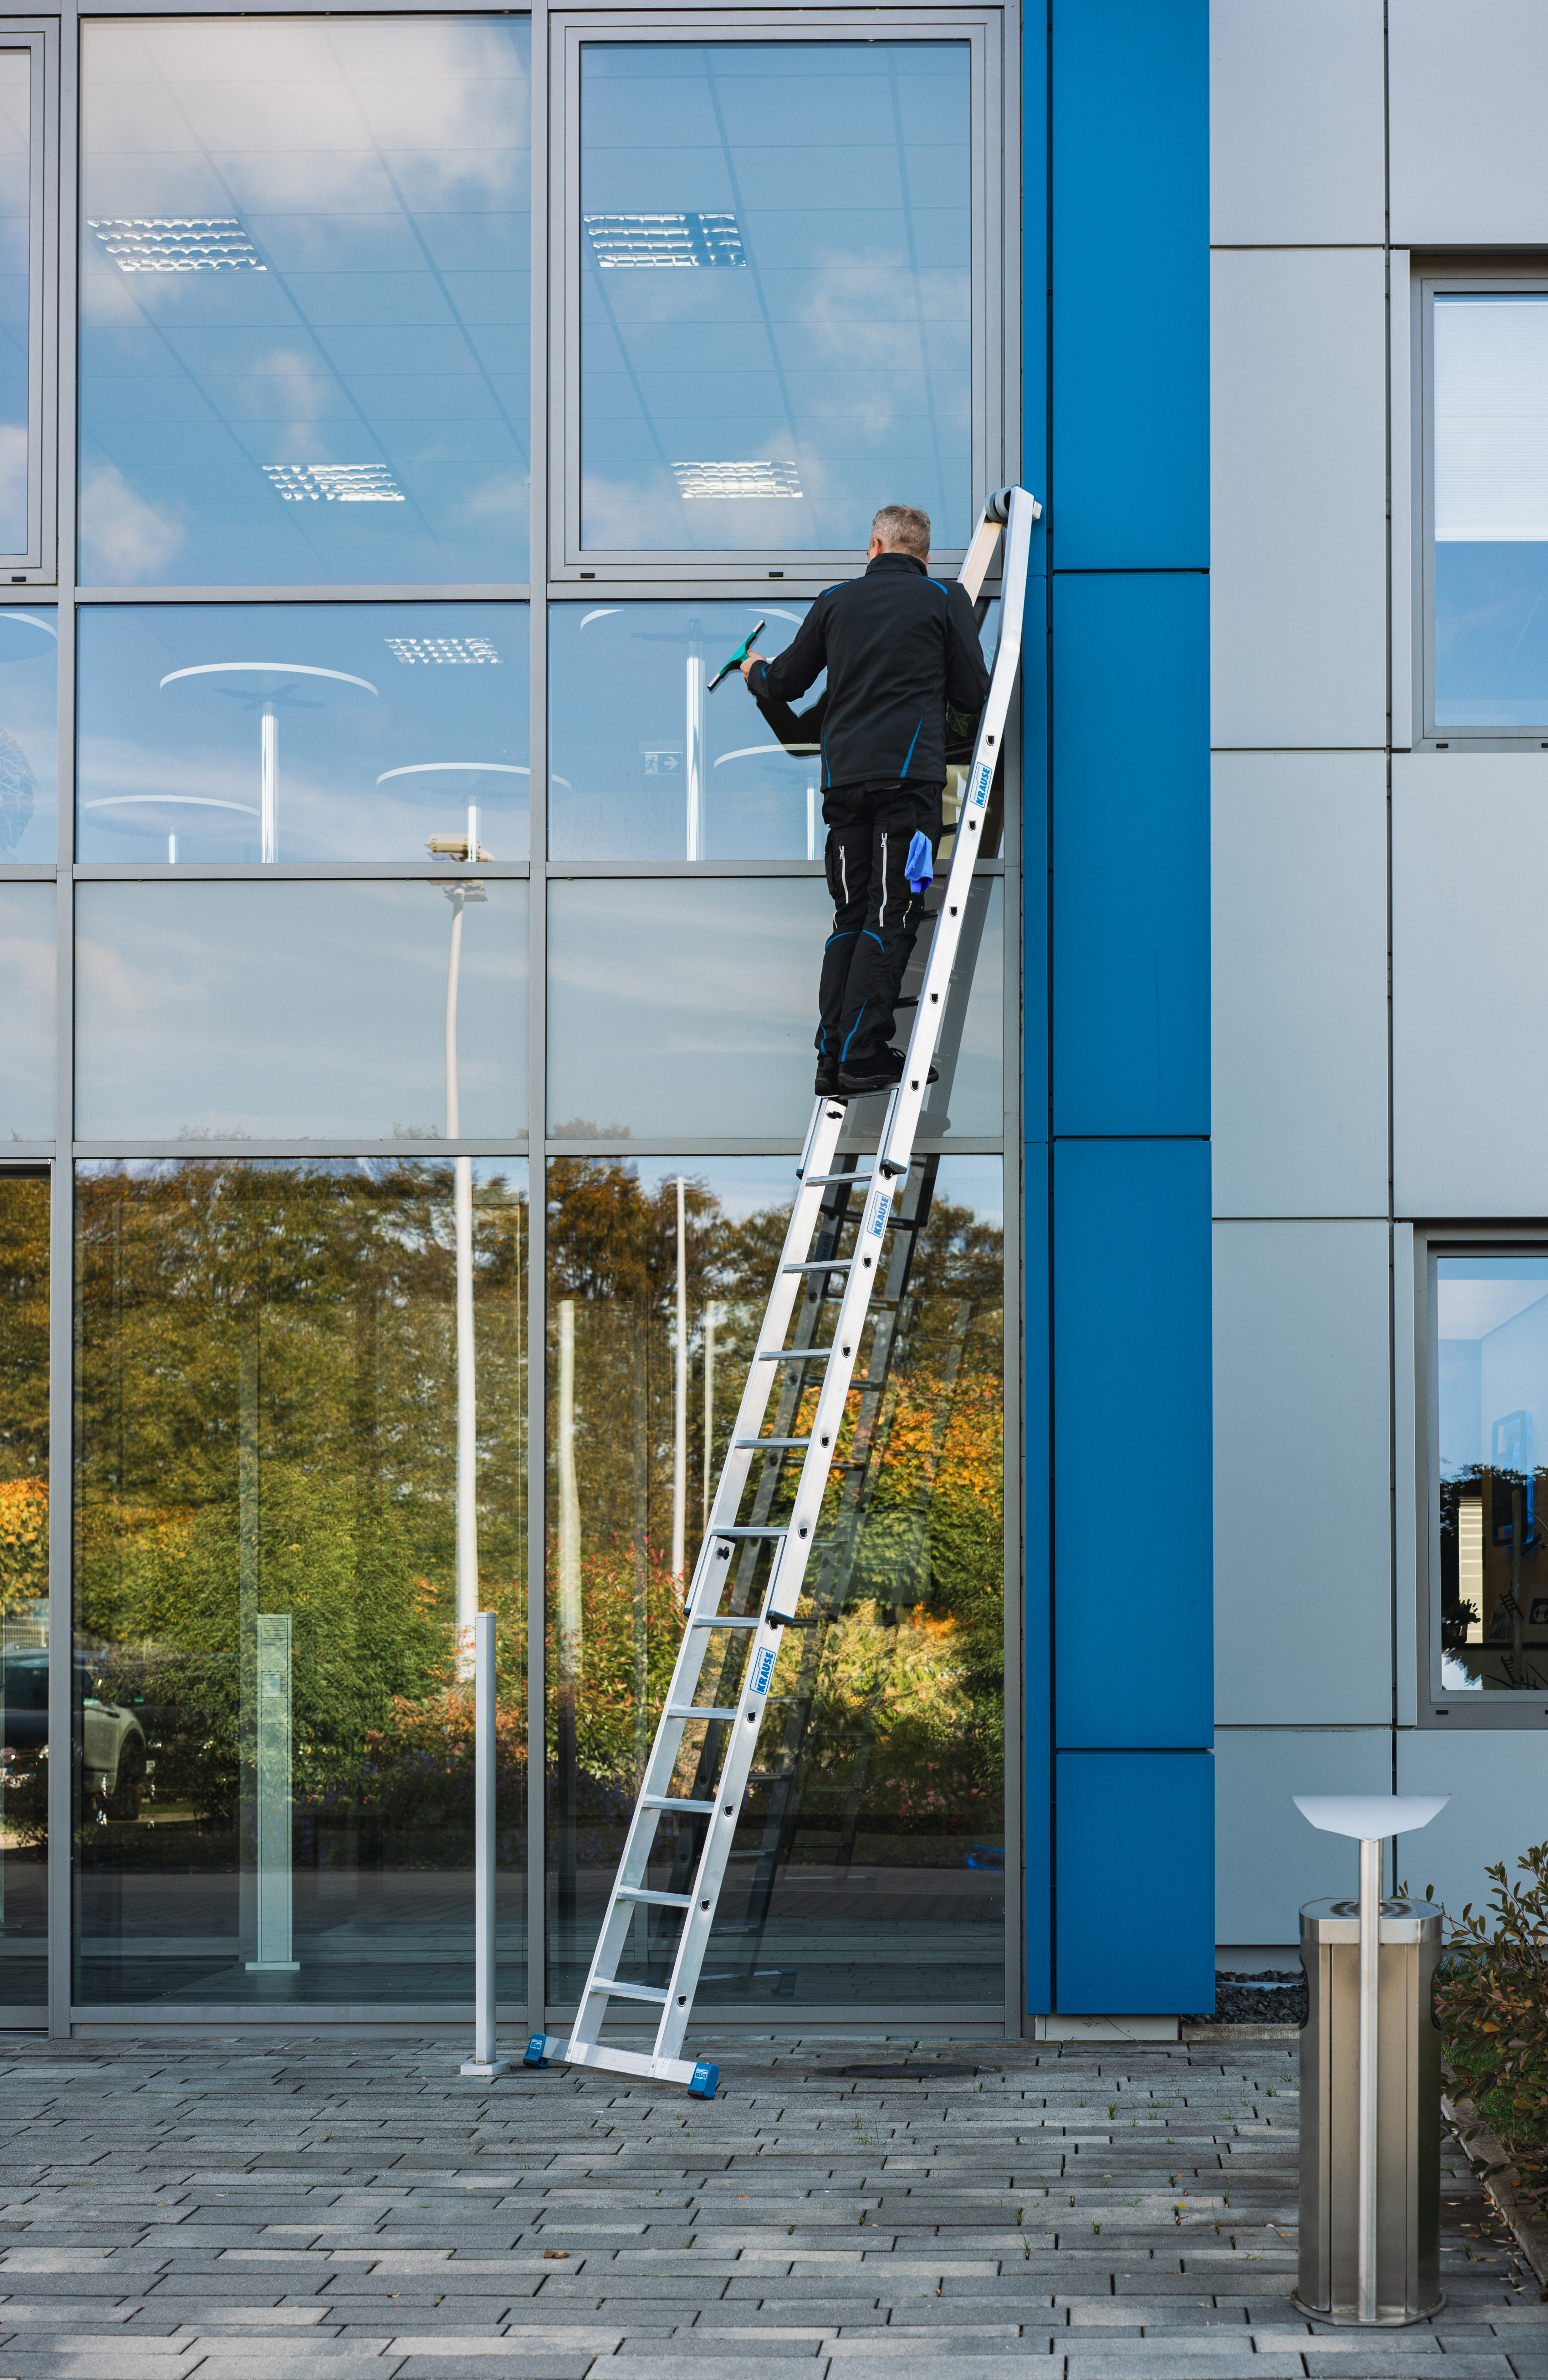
left=1210, top=0, right=1385, bottom=246
left=1211, top=248, right=1388, bottom=750
left=1215, top=1726, right=1392, bottom=1948
left=1214, top=1219, right=1392, bottom=1724
left=1391, top=0, right=1548, bottom=245
left=1397, top=1727, right=1548, bottom=1913
left=1212, top=752, right=1388, bottom=1220
left=1392, top=754, right=1548, bottom=1214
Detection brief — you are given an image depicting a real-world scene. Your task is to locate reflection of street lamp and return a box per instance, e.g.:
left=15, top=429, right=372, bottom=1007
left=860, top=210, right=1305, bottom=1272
left=685, top=627, right=704, bottom=861
left=701, top=1301, right=718, bottom=1530
left=437, top=850, right=487, bottom=1680
left=672, top=1177, right=687, bottom=1582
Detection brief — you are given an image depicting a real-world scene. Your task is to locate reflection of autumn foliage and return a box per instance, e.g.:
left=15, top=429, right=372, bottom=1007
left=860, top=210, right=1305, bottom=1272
left=0, top=1476, right=47, bottom=1612
left=545, top=1541, right=683, bottom=1794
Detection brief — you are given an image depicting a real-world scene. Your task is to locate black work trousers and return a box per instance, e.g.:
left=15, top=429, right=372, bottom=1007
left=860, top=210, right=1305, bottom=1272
left=816, top=783, right=942, bottom=1071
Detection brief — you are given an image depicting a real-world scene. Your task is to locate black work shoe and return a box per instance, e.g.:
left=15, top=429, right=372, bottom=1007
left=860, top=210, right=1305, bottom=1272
left=814, top=1057, right=845, bottom=1097
left=838, top=1045, right=939, bottom=1095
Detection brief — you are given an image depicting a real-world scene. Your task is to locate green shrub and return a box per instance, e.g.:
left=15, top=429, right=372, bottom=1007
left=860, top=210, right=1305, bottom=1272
left=1433, top=1842, right=1548, bottom=2201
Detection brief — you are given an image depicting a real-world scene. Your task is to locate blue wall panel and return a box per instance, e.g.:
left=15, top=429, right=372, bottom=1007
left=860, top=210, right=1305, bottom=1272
left=1055, top=1749, right=1215, bottom=2013
left=1051, top=572, right=1209, bottom=1137
left=1050, top=0, right=1208, bottom=570
left=1021, top=569, right=1049, bottom=1131
left=1024, top=1137, right=1051, bottom=2013
left=1052, top=1136, right=1212, bottom=1750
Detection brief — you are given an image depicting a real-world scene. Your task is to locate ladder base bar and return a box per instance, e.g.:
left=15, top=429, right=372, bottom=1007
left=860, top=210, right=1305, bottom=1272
left=527, top=2033, right=720, bottom=2096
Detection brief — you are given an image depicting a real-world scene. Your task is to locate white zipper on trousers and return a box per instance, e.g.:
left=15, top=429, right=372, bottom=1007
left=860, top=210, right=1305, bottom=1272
left=878, top=832, right=888, bottom=932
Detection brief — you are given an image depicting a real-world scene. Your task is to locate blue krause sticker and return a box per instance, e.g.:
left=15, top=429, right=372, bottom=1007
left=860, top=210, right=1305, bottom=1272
left=752, top=1646, right=775, bottom=1696
left=972, top=759, right=993, bottom=808
left=868, top=1191, right=890, bottom=1238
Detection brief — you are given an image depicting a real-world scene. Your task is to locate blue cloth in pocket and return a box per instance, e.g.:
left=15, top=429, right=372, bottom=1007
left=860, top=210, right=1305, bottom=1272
left=904, top=829, right=933, bottom=894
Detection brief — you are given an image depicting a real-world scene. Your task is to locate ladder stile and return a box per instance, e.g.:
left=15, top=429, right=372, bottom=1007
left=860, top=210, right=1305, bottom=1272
left=540, top=488, right=1039, bottom=2099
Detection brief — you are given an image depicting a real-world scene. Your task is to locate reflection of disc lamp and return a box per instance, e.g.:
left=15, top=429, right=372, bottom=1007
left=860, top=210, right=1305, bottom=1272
left=160, top=660, right=378, bottom=863
left=378, top=759, right=527, bottom=866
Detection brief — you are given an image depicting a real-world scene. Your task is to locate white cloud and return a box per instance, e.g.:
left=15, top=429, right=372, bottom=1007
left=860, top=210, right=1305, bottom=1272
left=78, top=464, right=186, bottom=585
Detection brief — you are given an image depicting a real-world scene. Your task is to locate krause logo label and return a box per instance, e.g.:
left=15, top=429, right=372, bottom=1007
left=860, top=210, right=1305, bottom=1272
left=972, top=758, right=993, bottom=809
left=752, top=1647, right=775, bottom=1696
left=868, top=1191, right=890, bottom=1239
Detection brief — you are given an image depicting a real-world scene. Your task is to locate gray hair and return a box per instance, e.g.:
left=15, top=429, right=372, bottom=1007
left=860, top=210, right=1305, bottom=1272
left=870, top=503, right=930, bottom=559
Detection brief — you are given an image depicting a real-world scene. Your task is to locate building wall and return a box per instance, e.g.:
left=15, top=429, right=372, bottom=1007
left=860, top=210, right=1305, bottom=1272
left=1210, top=0, right=1548, bottom=1951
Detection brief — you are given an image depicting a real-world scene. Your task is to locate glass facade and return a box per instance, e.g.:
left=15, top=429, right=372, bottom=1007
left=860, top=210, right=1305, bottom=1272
left=1436, top=1254, right=1548, bottom=1697
left=0, top=3, right=1014, bottom=2028
left=0, top=49, right=28, bottom=558
left=578, top=43, right=973, bottom=554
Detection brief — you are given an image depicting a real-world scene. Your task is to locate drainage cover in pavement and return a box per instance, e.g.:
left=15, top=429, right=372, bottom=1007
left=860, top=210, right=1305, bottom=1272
left=823, top=2061, right=989, bottom=2079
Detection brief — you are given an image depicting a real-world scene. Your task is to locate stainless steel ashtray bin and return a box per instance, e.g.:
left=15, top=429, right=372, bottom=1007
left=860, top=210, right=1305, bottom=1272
left=1293, top=1894, right=1444, bottom=2326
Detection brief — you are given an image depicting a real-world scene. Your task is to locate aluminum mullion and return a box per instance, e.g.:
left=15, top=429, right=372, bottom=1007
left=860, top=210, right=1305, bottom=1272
left=73, top=583, right=534, bottom=604
left=525, top=0, right=550, bottom=2049
left=73, top=863, right=532, bottom=882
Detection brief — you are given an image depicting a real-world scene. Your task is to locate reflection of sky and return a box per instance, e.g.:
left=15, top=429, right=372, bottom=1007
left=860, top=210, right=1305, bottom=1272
left=0, top=53, right=29, bottom=555
left=580, top=43, right=971, bottom=555
left=547, top=876, right=999, bottom=1138
left=1438, top=1260, right=1548, bottom=1477
left=0, top=608, right=58, bottom=861
left=77, top=603, right=528, bottom=861
left=79, top=18, right=531, bottom=587
left=76, top=880, right=527, bottom=1140
left=1434, top=299, right=1548, bottom=724
left=550, top=599, right=819, bottom=860
left=0, top=882, right=54, bottom=1136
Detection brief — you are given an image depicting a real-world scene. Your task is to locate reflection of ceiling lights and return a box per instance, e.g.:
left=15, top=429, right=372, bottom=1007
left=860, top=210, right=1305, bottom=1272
left=673, top=459, right=803, bottom=500
left=584, top=212, right=744, bottom=268
left=265, top=464, right=404, bottom=503
left=88, top=218, right=265, bottom=271
left=385, top=637, right=501, bottom=665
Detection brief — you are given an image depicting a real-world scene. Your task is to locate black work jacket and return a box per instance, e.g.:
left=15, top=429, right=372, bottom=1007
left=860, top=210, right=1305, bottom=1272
left=745, top=551, right=990, bottom=792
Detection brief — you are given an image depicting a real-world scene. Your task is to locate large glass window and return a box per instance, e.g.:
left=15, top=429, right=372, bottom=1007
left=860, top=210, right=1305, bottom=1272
left=574, top=39, right=974, bottom=558
left=0, top=1172, right=47, bottom=2010
left=1426, top=284, right=1548, bottom=735
left=0, top=883, right=54, bottom=1141
left=76, top=881, right=527, bottom=1142
left=0, top=606, right=58, bottom=865
left=78, top=603, right=529, bottom=863
left=0, top=49, right=31, bottom=558
left=545, top=1154, right=1003, bottom=2009
left=547, top=876, right=1002, bottom=1140
left=1435, top=1253, right=1548, bottom=1698
left=75, top=1158, right=527, bottom=2006
left=79, top=18, right=532, bottom=587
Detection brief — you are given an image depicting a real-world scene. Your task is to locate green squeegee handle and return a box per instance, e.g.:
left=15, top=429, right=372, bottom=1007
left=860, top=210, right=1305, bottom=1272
left=707, top=618, right=765, bottom=692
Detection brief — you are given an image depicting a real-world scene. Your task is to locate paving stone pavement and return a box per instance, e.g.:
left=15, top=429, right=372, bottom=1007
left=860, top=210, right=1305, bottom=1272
left=0, top=2034, right=1540, bottom=2380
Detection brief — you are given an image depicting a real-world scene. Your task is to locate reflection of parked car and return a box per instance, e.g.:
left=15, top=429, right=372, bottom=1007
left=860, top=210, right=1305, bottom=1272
left=1, top=1652, right=148, bottom=1817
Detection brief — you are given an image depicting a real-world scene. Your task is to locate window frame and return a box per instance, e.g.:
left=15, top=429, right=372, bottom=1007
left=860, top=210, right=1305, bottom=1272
left=549, top=6, right=1014, bottom=584
left=1417, top=261, right=1548, bottom=751
left=0, top=26, right=56, bottom=582
left=1413, top=1222, right=1548, bottom=1731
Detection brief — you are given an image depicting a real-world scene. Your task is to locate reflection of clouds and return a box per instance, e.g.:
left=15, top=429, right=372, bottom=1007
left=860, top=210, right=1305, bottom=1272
left=0, top=887, right=54, bottom=1134
left=0, top=422, right=27, bottom=550
left=85, top=20, right=530, bottom=221
left=79, top=464, right=186, bottom=584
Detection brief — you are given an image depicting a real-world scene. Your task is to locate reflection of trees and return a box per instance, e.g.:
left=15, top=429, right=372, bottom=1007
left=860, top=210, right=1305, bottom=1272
left=546, top=1161, right=1004, bottom=1858
left=73, top=1159, right=527, bottom=1859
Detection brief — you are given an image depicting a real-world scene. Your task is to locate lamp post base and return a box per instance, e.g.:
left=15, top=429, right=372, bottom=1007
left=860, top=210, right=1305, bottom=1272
left=1290, top=2292, right=1445, bottom=2328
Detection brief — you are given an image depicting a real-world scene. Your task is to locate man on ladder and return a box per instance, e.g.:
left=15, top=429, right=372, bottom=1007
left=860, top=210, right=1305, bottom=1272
left=738, top=503, right=990, bottom=1098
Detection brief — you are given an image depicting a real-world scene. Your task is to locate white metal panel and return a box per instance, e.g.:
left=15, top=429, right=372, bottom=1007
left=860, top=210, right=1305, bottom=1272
left=1210, top=0, right=1385, bottom=246
left=1215, top=1221, right=1392, bottom=1724
left=1396, top=1728, right=1548, bottom=1914
left=1392, top=754, right=1548, bottom=1215
left=1216, top=1728, right=1393, bottom=1948
left=1391, top=2, right=1548, bottom=247
left=1212, top=753, right=1388, bottom=1219
left=1212, top=249, right=1388, bottom=749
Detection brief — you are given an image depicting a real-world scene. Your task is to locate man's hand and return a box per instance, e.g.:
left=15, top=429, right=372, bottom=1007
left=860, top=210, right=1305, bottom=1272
left=739, top=651, right=766, bottom=682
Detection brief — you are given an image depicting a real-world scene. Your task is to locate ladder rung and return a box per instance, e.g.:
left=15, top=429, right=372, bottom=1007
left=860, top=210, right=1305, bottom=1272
left=801, top=1171, right=876, bottom=1186
left=590, top=1976, right=670, bottom=2004
left=757, top=1345, right=832, bottom=1364
left=783, top=1257, right=854, bottom=1275
left=617, top=1886, right=692, bottom=1909
left=666, top=1703, right=738, bottom=1721
left=689, top=1615, right=760, bottom=1631
left=713, top=1524, right=788, bottom=1538
left=640, top=1793, right=716, bottom=1811
left=735, top=1436, right=810, bottom=1449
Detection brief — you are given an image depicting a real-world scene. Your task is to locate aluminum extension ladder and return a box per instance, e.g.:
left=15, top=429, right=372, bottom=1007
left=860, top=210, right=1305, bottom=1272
left=524, top=483, right=1039, bottom=2096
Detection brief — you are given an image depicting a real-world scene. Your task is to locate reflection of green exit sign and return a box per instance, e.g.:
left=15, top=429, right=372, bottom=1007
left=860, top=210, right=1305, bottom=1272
left=643, top=749, right=681, bottom=774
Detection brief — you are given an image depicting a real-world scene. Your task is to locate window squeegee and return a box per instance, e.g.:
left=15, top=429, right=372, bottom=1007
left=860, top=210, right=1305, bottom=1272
left=707, top=618, right=765, bottom=692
